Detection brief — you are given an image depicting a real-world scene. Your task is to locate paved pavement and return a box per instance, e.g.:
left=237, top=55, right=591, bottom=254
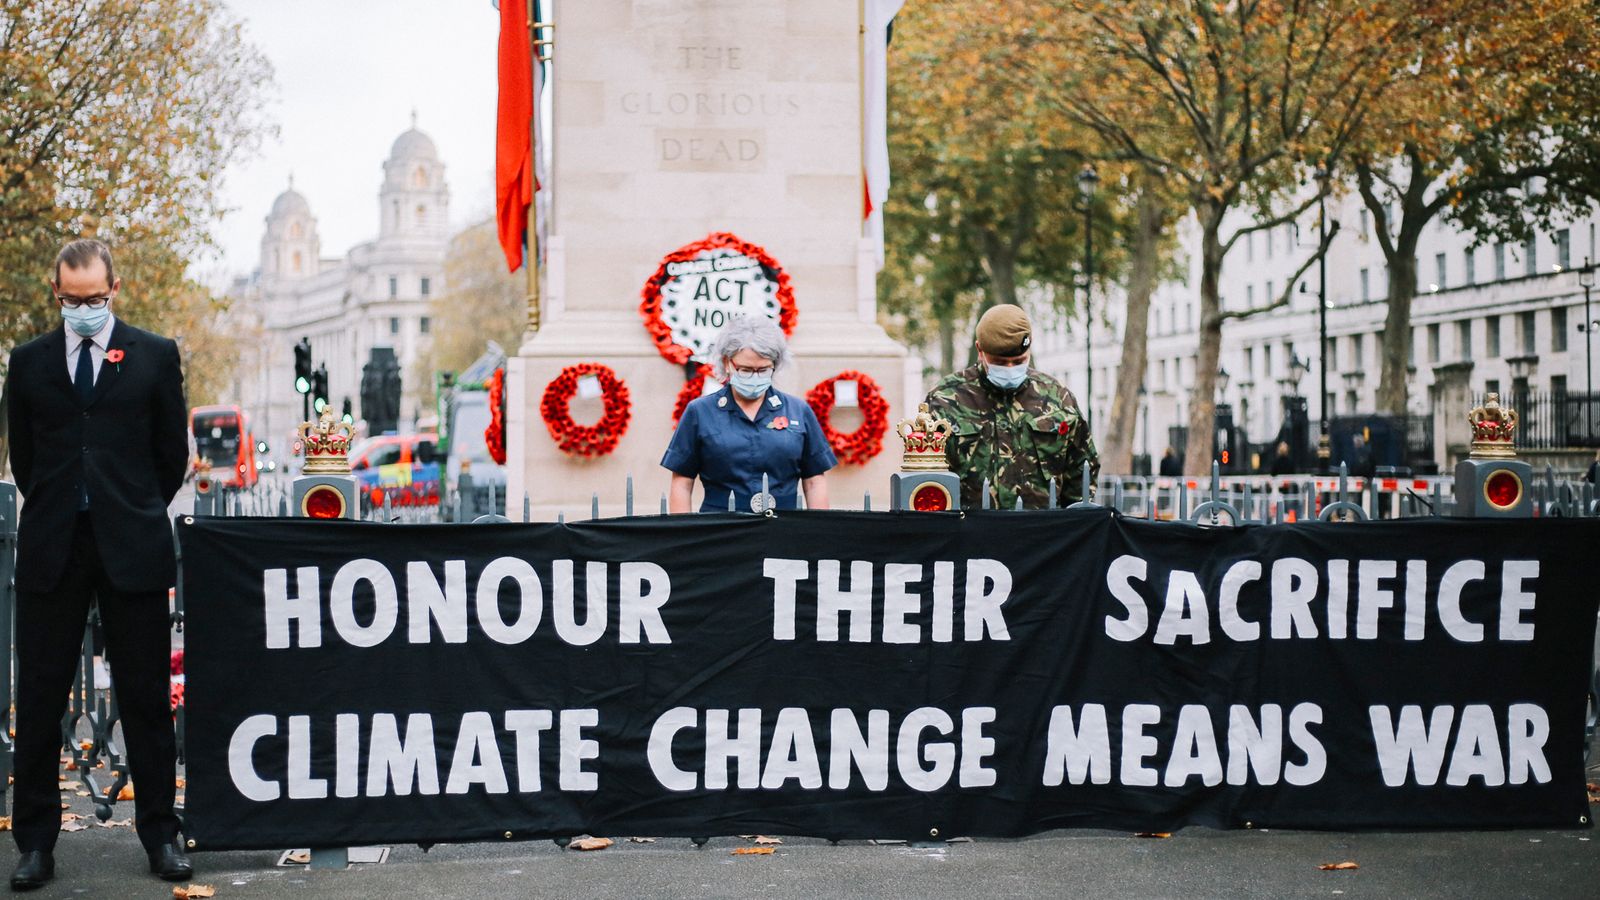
left=10, top=766, right=1599, bottom=900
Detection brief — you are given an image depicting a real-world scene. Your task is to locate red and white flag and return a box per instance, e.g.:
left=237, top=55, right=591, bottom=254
left=863, top=0, right=906, bottom=271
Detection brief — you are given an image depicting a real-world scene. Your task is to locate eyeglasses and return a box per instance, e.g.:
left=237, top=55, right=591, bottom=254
left=56, top=294, right=111, bottom=310
left=732, top=365, right=775, bottom=377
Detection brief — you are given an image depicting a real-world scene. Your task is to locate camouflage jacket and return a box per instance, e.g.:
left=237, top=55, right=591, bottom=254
left=924, top=366, right=1100, bottom=509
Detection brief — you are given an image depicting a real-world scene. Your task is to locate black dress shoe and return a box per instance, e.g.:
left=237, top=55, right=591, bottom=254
left=147, top=843, right=193, bottom=882
left=10, top=850, right=54, bottom=892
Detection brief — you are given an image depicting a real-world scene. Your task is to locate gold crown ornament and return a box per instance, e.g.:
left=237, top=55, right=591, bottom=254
left=897, top=403, right=954, bottom=472
left=1467, top=393, right=1519, bottom=460
left=299, top=408, right=355, bottom=475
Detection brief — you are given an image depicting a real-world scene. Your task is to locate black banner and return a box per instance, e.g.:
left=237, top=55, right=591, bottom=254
left=179, top=512, right=1600, bottom=850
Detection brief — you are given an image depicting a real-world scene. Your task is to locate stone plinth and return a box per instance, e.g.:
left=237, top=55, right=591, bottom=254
left=506, top=0, right=912, bottom=517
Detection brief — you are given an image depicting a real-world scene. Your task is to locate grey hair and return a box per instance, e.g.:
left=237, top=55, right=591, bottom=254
left=710, top=315, right=791, bottom=380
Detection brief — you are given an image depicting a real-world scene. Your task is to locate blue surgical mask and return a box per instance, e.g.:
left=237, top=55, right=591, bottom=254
left=62, top=304, right=110, bottom=338
left=730, top=371, right=773, bottom=399
left=985, top=362, right=1028, bottom=391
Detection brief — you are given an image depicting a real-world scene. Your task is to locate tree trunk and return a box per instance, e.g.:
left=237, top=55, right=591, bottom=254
left=1101, top=181, right=1164, bottom=474
left=1183, top=207, right=1226, bottom=477
left=968, top=238, right=1017, bottom=368
left=1375, top=234, right=1421, bottom=416
left=938, top=307, right=957, bottom=375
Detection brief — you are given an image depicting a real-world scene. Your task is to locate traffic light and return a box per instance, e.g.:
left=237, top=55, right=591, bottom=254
left=341, top=397, right=354, bottom=425
left=294, top=337, right=312, bottom=395
left=312, top=363, right=329, bottom=414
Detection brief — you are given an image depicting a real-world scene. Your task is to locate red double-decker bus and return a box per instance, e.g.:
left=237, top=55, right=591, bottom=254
left=191, top=405, right=258, bottom=490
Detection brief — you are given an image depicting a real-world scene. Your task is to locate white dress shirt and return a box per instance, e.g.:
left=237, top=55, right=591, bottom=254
left=64, top=313, right=117, bottom=384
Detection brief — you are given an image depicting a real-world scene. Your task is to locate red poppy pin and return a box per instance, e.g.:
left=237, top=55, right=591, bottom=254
left=106, top=349, right=125, bottom=364
left=768, top=416, right=790, bottom=430
left=1057, top=419, right=1072, bottom=435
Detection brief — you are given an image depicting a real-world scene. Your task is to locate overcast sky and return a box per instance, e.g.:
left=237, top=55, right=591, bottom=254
left=208, top=0, right=502, bottom=285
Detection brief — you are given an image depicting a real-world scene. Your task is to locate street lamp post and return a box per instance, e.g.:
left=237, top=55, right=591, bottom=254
left=1078, top=164, right=1099, bottom=429
left=1313, top=164, right=1332, bottom=473
left=1580, top=259, right=1596, bottom=444
left=1215, top=367, right=1233, bottom=471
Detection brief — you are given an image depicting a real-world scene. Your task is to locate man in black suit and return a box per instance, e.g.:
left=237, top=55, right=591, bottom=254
left=5, top=240, right=192, bottom=890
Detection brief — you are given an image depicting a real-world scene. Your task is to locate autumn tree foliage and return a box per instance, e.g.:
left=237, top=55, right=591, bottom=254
left=0, top=0, right=271, bottom=371
left=417, top=219, right=528, bottom=405
left=1346, top=0, right=1600, bottom=416
left=1000, top=0, right=1447, bottom=475
left=883, top=0, right=1121, bottom=377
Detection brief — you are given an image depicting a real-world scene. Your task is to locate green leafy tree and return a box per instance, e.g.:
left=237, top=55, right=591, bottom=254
left=417, top=219, right=527, bottom=404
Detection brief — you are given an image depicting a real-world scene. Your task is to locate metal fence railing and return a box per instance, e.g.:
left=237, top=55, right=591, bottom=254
left=1476, top=391, right=1600, bottom=450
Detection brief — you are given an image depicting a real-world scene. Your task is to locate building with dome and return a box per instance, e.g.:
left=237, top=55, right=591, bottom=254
left=228, top=120, right=450, bottom=450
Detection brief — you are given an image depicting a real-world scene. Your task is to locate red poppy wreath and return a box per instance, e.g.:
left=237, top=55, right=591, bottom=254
left=540, top=363, right=632, bottom=457
left=638, top=232, right=797, bottom=366
left=672, top=363, right=715, bottom=426
left=806, top=371, right=889, bottom=466
left=484, top=367, right=508, bottom=465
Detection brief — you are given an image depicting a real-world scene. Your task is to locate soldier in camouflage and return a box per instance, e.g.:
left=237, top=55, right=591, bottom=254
left=924, top=304, right=1100, bottom=509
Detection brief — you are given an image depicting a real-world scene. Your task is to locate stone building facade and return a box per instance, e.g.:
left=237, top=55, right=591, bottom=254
left=228, top=122, right=450, bottom=450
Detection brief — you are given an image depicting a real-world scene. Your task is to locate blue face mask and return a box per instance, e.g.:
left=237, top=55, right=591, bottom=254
left=730, top=370, right=773, bottom=400
left=62, top=303, right=110, bottom=338
left=985, top=361, right=1028, bottom=391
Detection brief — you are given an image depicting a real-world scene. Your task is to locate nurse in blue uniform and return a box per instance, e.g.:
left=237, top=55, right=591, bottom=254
left=662, top=317, right=837, bottom=513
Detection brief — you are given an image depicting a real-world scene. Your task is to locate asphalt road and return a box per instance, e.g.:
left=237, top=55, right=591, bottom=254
left=20, top=745, right=1600, bottom=900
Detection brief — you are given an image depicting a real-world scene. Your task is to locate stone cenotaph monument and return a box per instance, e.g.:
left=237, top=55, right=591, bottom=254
left=505, top=0, right=913, bottom=515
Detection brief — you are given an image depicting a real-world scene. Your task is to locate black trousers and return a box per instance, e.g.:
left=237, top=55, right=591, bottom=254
left=11, top=513, right=180, bottom=853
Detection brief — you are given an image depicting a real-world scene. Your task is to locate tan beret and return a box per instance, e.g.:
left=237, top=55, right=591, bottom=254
left=976, top=304, right=1032, bottom=357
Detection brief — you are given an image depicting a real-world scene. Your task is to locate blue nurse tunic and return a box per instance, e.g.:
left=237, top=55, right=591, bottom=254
left=661, top=385, right=838, bottom=512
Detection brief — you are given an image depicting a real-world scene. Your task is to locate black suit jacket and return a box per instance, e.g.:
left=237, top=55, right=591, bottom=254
left=6, top=320, right=188, bottom=593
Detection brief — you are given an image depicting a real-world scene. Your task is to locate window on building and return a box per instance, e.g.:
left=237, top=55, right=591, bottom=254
left=1266, top=281, right=1274, bottom=303
left=1264, top=344, right=1274, bottom=377
left=1244, top=346, right=1254, bottom=379
left=1520, top=310, right=1536, bottom=354
left=1486, top=315, right=1500, bottom=357
left=292, top=251, right=303, bottom=274
left=416, top=204, right=427, bottom=226
left=389, top=317, right=400, bottom=335
left=1434, top=253, right=1447, bottom=291
left=1359, top=209, right=1370, bottom=240
left=1247, top=233, right=1255, bottom=262
left=1246, top=285, right=1254, bottom=307
left=1495, top=243, right=1507, bottom=280
left=1266, top=229, right=1274, bottom=259
left=1345, top=390, right=1358, bottom=413
left=1428, top=323, right=1441, bottom=362
left=1486, top=379, right=1500, bottom=395
left=1556, top=229, right=1571, bottom=270
left=420, top=277, right=431, bottom=297
left=1456, top=320, right=1471, bottom=360
left=420, top=316, right=431, bottom=335
left=1552, top=306, right=1567, bottom=352
left=1407, top=329, right=1415, bottom=367
left=1464, top=248, right=1475, bottom=285
left=1552, top=374, right=1568, bottom=397
left=289, top=222, right=303, bottom=239
left=1327, top=338, right=1338, bottom=372
left=388, top=276, right=398, bottom=298
left=413, top=165, right=428, bottom=189
left=1350, top=334, right=1363, bottom=371
left=1360, top=268, right=1370, bottom=301
left=1524, top=236, right=1537, bottom=276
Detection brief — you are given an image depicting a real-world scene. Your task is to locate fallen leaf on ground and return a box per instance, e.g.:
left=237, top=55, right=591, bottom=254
left=1134, top=832, right=1171, bottom=839
left=627, top=837, right=656, bottom=843
left=174, top=886, right=216, bottom=899
left=59, top=802, right=69, bottom=810
left=1318, top=861, right=1360, bottom=871
left=570, top=837, right=613, bottom=851
left=95, top=819, right=132, bottom=829
left=175, top=794, right=186, bottom=805
left=60, top=813, right=82, bottom=822
left=79, top=740, right=92, bottom=751
left=60, top=820, right=88, bottom=832
left=74, top=791, right=89, bottom=797
left=175, top=776, right=187, bottom=789
left=57, top=774, right=67, bottom=782
left=284, top=850, right=310, bottom=865
left=61, top=762, right=76, bottom=772
left=0, top=817, right=11, bottom=832
left=751, top=836, right=783, bottom=845
left=732, top=847, right=774, bottom=856
left=117, top=784, right=135, bottom=801
left=59, top=781, right=80, bottom=790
